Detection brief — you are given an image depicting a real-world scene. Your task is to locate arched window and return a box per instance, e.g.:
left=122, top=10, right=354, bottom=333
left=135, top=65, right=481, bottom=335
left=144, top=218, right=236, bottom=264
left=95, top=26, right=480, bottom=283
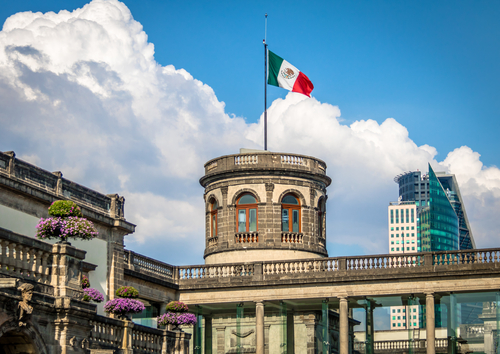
left=282, top=194, right=300, bottom=233
left=236, top=193, right=258, bottom=233
left=210, top=199, right=218, bottom=237
left=318, top=198, right=326, bottom=238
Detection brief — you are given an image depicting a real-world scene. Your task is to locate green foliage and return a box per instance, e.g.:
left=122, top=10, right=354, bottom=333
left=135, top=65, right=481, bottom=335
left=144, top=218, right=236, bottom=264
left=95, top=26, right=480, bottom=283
left=115, top=286, right=139, bottom=298
left=48, top=200, right=83, bottom=217
left=165, top=301, right=189, bottom=312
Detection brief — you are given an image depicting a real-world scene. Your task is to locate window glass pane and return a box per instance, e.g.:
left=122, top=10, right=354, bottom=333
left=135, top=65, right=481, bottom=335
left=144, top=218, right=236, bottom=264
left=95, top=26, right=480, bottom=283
left=282, top=195, right=299, bottom=205
left=212, top=214, right=217, bottom=236
left=212, top=200, right=218, bottom=210
left=249, top=208, right=257, bottom=232
left=238, top=210, right=246, bottom=232
left=238, top=194, right=257, bottom=204
left=292, top=210, right=299, bottom=232
left=282, top=209, right=289, bottom=232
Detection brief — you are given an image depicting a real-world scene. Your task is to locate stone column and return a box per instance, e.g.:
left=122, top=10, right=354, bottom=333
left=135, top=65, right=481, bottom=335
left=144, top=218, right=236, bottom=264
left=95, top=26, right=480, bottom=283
left=339, top=296, right=349, bottom=354
left=426, top=293, right=435, bottom=354
left=215, top=326, right=225, bottom=354
left=256, top=301, right=265, bottom=354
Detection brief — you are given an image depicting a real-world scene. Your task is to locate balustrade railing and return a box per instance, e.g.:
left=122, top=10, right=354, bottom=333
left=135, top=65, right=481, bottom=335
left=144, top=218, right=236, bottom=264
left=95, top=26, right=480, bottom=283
left=122, top=246, right=500, bottom=285
left=90, top=316, right=124, bottom=348
left=346, top=254, right=424, bottom=270
left=0, top=227, right=52, bottom=284
left=433, top=249, right=499, bottom=265
left=281, top=155, right=304, bottom=165
left=208, top=236, right=218, bottom=247
left=234, top=155, right=258, bottom=165
left=132, top=324, right=163, bottom=354
left=124, top=250, right=174, bottom=280
left=354, top=338, right=451, bottom=352
left=177, top=263, right=254, bottom=280
left=235, top=232, right=258, bottom=243
left=263, top=259, right=337, bottom=274
left=281, top=232, right=303, bottom=243
left=90, top=316, right=184, bottom=354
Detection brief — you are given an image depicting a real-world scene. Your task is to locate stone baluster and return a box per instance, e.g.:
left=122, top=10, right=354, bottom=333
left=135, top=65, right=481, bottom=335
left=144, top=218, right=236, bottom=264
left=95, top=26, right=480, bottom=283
left=13, top=244, right=21, bottom=275
left=0, top=240, right=6, bottom=271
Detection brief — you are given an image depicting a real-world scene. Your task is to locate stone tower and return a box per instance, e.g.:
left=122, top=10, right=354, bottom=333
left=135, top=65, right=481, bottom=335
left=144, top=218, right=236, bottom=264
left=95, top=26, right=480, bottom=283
left=200, top=150, right=331, bottom=264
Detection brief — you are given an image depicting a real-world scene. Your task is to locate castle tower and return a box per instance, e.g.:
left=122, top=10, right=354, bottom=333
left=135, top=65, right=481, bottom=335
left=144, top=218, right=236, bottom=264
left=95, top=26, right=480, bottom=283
left=200, top=150, right=331, bottom=264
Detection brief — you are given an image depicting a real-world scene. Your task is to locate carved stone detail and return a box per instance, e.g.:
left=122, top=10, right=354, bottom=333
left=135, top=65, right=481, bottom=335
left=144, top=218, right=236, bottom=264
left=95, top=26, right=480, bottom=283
left=18, top=283, right=34, bottom=326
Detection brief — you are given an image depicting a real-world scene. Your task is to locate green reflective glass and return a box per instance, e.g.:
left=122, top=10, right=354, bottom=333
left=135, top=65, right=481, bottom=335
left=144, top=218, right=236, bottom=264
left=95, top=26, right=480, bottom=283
left=249, top=208, right=257, bottom=232
left=419, top=164, right=459, bottom=252
left=282, top=209, right=289, bottom=232
left=292, top=210, right=299, bottom=232
left=238, top=210, right=246, bottom=232
left=282, top=195, right=298, bottom=204
left=238, top=194, right=256, bottom=204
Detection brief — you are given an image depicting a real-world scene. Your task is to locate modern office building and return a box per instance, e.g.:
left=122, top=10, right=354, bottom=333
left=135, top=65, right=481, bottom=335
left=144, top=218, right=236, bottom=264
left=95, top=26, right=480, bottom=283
left=389, top=164, right=476, bottom=329
left=393, top=164, right=475, bottom=251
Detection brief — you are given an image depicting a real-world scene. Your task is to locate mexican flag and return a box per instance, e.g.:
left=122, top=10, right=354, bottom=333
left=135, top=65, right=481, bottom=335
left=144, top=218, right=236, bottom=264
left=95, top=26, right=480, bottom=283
left=268, top=50, right=314, bottom=97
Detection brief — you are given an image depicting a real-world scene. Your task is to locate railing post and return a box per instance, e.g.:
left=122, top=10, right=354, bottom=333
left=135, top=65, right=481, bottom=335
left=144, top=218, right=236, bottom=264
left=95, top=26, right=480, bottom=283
left=254, top=262, right=263, bottom=281
left=338, top=258, right=347, bottom=271
left=424, top=253, right=433, bottom=268
left=122, top=320, right=134, bottom=354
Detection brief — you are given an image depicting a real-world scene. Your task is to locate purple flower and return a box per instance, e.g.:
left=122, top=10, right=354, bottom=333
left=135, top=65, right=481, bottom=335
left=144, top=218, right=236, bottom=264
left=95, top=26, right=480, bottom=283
left=83, top=288, right=104, bottom=303
left=158, top=312, right=197, bottom=326
left=104, top=298, right=145, bottom=315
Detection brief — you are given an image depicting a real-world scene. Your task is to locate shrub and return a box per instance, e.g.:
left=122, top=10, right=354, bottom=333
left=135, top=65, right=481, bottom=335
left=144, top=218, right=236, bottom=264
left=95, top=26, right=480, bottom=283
left=165, top=301, right=189, bottom=313
left=115, top=286, right=139, bottom=299
left=48, top=200, right=83, bottom=217
left=83, top=288, right=104, bottom=303
left=104, top=298, right=145, bottom=315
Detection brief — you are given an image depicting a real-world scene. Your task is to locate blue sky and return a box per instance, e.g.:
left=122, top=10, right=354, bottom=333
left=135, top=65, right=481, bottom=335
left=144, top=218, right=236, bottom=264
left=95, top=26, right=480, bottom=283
left=2, top=0, right=500, bottom=165
left=1, top=0, right=499, bottom=265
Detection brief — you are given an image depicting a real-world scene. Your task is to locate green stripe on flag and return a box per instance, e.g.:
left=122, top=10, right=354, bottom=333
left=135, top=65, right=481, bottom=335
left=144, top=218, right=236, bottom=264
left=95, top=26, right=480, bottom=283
left=268, top=50, right=283, bottom=87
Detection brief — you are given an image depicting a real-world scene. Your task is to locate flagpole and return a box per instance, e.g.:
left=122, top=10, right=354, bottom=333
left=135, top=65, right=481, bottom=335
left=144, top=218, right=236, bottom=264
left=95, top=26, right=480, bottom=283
left=263, top=13, right=268, bottom=151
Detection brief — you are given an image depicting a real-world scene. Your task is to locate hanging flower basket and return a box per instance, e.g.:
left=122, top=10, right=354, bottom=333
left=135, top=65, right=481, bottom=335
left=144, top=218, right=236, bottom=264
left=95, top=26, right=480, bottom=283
left=36, top=217, right=98, bottom=242
left=104, top=298, right=145, bottom=316
left=158, top=312, right=197, bottom=327
left=83, top=288, right=104, bottom=303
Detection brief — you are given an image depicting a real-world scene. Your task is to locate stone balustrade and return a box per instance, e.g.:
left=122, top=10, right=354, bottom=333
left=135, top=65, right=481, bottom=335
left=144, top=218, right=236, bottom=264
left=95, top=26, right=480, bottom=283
left=177, top=263, right=255, bottom=280
left=132, top=325, right=163, bottom=354
left=281, top=232, right=303, bottom=243
left=235, top=232, right=258, bottom=243
left=90, top=315, right=190, bottom=354
left=202, top=152, right=329, bottom=179
left=170, top=248, right=500, bottom=285
left=124, top=250, right=174, bottom=280
left=207, top=236, right=218, bottom=247
left=354, top=338, right=451, bottom=352
left=0, top=227, right=52, bottom=284
left=90, top=316, right=124, bottom=348
left=0, top=150, right=128, bottom=220
left=345, top=253, right=424, bottom=270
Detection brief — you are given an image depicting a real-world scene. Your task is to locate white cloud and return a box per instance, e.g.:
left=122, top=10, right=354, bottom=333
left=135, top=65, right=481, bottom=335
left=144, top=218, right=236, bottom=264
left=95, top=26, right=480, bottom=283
left=1, top=0, right=499, bottom=263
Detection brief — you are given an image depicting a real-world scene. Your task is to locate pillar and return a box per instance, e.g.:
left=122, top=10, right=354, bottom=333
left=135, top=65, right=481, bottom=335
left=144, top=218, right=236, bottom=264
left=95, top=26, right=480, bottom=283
left=256, top=301, right=264, bottom=354
left=426, top=293, right=435, bottom=354
left=339, top=296, right=349, bottom=354
left=205, top=316, right=213, bottom=354
left=448, top=293, right=457, bottom=354
left=322, top=300, right=330, bottom=354
left=365, top=299, right=374, bottom=354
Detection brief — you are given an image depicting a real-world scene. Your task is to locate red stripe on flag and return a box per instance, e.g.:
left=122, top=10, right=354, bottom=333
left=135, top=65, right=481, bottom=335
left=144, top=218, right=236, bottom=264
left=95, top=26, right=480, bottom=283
left=292, top=72, right=314, bottom=97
